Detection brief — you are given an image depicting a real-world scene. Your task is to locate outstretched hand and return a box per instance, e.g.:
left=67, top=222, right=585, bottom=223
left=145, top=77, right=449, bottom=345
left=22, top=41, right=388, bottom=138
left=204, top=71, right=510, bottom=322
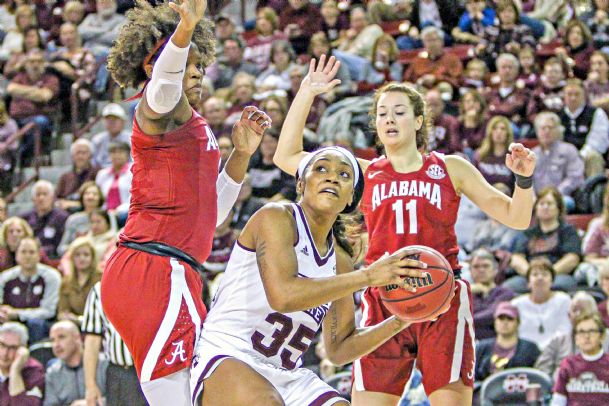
left=506, top=143, right=536, bottom=177
left=169, top=0, right=207, bottom=31
left=232, top=106, right=272, bottom=156
left=300, top=54, right=342, bottom=97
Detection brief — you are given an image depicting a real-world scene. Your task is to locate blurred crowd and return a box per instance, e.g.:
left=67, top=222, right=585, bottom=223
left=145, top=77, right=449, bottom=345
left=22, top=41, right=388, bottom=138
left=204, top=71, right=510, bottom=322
left=2, top=0, right=609, bottom=404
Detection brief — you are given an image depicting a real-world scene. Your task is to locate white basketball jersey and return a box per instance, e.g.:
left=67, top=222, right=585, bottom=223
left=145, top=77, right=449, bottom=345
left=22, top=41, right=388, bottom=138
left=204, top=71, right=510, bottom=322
left=201, top=203, right=337, bottom=370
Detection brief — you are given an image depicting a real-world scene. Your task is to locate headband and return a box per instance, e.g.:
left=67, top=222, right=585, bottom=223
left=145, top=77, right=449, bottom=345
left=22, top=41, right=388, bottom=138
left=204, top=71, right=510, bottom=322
left=297, top=146, right=360, bottom=188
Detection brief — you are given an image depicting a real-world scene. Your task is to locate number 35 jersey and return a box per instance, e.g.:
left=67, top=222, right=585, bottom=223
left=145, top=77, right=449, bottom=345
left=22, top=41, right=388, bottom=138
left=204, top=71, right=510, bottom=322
left=200, top=203, right=336, bottom=370
left=360, top=152, right=461, bottom=270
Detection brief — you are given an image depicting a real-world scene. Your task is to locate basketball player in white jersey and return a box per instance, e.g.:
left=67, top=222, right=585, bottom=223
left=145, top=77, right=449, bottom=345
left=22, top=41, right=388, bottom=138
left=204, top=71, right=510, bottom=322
left=189, top=147, right=437, bottom=405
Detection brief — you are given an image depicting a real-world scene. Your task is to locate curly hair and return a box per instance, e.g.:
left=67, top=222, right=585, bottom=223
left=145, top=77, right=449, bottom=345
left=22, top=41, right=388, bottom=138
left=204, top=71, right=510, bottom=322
left=107, top=0, right=216, bottom=88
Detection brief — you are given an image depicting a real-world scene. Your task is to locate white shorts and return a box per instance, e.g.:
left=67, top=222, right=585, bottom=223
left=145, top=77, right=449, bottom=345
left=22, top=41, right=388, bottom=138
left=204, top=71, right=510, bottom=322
left=190, top=334, right=346, bottom=406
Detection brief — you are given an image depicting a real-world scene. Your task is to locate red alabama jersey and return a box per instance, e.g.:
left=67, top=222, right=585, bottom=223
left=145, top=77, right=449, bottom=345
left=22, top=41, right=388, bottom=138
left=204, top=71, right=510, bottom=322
left=360, top=152, right=461, bottom=270
left=121, top=109, right=220, bottom=263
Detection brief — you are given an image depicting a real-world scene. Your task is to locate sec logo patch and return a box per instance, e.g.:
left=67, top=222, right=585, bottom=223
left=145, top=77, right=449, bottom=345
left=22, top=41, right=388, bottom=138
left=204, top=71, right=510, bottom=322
left=426, top=164, right=446, bottom=180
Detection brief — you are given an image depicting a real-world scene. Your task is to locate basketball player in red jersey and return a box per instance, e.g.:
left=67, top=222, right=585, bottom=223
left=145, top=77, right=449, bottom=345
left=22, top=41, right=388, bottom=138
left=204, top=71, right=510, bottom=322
left=274, top=56, right=537, bottom=405
left=99, top=0, right=271, bottom=404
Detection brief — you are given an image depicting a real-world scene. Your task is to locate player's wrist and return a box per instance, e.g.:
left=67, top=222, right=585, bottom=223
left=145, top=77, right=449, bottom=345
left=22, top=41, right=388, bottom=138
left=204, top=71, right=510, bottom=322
left=514, top=173, right=533, bottom=189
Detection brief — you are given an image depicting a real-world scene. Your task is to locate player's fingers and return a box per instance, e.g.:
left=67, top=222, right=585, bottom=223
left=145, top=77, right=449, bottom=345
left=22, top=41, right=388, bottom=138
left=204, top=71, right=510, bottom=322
left=317, top=54, right=327, bottom=72
left=308, top=58, right=316, bottom=76
left=393, top=246, right=422, bottom=258
left=400, top=278, right=417, bottom=292
left=396, top=258, right=427, bottom=270
left=329, top=59, right=341, bottom=78
left=394, top=267, right=426, bottom=279
left=323, top=56, right=336, bottom=75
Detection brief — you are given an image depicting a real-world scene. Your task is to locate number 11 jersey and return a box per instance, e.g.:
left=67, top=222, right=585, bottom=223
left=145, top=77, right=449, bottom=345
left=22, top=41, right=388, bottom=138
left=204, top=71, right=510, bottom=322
left=360, top=152, right=461, bottom=270
left=200, top=203, right=336, bottom=370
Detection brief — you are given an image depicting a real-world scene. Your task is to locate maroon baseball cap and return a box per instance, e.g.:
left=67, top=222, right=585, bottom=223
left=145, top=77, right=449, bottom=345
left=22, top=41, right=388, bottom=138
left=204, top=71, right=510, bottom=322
left=494, top=302, right=519, bottom=319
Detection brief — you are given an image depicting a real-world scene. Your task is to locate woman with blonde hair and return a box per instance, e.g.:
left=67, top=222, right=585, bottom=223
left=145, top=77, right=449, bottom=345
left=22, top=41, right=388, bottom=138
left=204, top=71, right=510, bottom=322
left=0, top=4, right=37, bottom=61
left=0, top=216, right=34, bottom=271
left=57, top=237, right=101, bottom=323
left=474, top=115, right=515, bottom=191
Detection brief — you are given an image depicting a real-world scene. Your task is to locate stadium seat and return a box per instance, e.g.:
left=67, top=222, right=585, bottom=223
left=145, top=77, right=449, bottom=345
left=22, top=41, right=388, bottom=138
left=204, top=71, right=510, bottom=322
left=479, top=367, right=553, bottom=406
left=565, top=213, right=596, bottom=234
left=29, top=340, right=55, bottom=368
left=324, top=371, right=352, bottom=400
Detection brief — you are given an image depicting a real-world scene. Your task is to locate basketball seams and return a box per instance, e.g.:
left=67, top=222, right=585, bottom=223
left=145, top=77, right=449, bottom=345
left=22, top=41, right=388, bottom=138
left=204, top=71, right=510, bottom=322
left=379, top=245, right=455, bottom=321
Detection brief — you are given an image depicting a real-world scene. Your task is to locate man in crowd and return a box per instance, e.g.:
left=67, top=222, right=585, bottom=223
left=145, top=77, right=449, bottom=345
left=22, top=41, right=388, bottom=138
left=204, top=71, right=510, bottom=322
left=214, top=37, right=259, bottom=89
left=91, top=103, right=130, bottom=168
left=21, top=180, right=69, bottom=259
left=78, top=0, right=126, bottom=57
left=559, top=78, right=609, bottom=177
left=7, top=49, right=60, bottom=165
left=56, top=139, right=100, bottom=212
left=44, top=320, right=107, bottom=406
left=0, top=238, right=61, bottom=343
left=470, top=248, right=515, bottom=340
left=0, top=322, right=44, bottom=405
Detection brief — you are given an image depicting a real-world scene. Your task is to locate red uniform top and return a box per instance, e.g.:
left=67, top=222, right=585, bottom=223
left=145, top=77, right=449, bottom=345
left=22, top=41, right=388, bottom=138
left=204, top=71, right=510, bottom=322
left=120, top=109, right=220, bottom=263
left=360, top=152, right=461, bottom=270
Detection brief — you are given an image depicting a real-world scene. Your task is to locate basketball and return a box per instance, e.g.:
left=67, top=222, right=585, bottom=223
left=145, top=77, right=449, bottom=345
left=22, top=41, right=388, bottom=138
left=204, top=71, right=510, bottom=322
left=379, top=245, right=455, bottom=322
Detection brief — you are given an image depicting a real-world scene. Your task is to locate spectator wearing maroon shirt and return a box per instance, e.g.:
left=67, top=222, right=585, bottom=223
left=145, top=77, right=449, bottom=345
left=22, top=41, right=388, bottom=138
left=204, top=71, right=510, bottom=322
left=0, top=238, right=61, bottom=344
left=403, top=26, right=464, bottom=91
left=552, top=313, right=609, bottom=406
left=485, top=53, right=529, bottom=136
left=20, top=180, right=69, bottom=260
left=7, top=48, right=59, bottom=165
left=425, top=88, right=460, bottom=153
left=527, top=57, right=567, bottom=124
left=458, top=89, right=488, bottom=155
left=56, top=139, right=99, bottom=212
left=555, top=20, right=595, bottom=80
left=0, top=322, right=44, bottom=406
left=474, top=116, right=515, bottom=190
left=470, top=249, right=515, bottom=340
left=243, top=7, right=287, bottom=71
left=279, top=0, right=322, bottom=55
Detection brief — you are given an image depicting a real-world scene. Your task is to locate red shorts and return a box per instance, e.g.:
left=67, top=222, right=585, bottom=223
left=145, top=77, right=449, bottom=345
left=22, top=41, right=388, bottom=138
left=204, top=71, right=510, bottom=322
left=100, top=246, right=207, bottom=382
left=352, top=279, right=475, bottom=397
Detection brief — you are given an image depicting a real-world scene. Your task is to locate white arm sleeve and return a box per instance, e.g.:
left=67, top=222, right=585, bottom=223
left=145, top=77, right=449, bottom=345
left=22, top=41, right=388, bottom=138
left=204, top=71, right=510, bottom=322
left=216, top=169, right=242, bottom=226
left=146, top=37, right=190, bottom=114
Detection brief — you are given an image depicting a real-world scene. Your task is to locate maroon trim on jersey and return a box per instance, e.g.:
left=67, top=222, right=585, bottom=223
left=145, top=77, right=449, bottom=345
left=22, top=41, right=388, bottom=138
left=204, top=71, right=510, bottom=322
left=294, top=204, right=334, bottom=266
left=236, top=240, right=255, bottom=253
left=192, top=354, right=230, bottom=405
left=290, top=203, right=300, bottom=247
left=309, top=390, right=342, bottom=406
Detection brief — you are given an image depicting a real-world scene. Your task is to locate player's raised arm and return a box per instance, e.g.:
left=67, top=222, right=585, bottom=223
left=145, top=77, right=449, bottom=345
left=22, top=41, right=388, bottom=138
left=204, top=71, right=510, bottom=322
left=138, top=0, right=207, bottom=123
left=446, top=143, right=536, bottom=230
left=273, top=55, right=343, bottom=176
left=243, top=204, right=427, bottom=314
left=215, top=106, right=271, bottom=225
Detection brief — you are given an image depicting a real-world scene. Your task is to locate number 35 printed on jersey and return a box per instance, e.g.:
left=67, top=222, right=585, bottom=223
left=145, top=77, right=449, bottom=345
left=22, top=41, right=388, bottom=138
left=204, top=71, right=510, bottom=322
left=251, top=312, right=316, bottom=369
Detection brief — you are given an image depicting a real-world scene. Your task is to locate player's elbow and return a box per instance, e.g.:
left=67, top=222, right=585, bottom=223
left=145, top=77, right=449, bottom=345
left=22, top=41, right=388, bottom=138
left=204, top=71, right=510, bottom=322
left=324, top=349, right=350, bottom=366
left=266, top=292, right=293, bottom=313
left=272, top=153, right=286, bottom=171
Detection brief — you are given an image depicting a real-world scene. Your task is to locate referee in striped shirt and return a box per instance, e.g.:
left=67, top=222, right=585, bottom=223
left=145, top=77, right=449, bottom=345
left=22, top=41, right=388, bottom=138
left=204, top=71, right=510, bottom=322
left=82, top=282, right=147, bottom=405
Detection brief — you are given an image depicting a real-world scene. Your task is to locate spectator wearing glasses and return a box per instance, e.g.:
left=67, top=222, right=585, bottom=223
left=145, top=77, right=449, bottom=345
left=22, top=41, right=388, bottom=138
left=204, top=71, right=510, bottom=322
left=552, top=313, right=609, bottom=406
left=0, top=322, right=44, bottom=405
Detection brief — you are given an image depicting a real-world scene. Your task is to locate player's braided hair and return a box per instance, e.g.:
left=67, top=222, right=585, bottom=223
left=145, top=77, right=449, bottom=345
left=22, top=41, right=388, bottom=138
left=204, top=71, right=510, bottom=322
left=107, top=0, right=215, bottom=89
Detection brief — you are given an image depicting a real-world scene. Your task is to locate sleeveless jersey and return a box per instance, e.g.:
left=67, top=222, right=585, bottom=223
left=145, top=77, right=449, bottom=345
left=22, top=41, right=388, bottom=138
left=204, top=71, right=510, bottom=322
left=360, top=152, right=461, bottom=270
left=201, top=203, right=336, bottom=370
left=120, top=109, right=220, bottom=263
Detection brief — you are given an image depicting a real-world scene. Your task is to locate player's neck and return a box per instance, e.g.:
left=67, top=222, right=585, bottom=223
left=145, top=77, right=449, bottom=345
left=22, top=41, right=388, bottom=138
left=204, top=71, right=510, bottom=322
left=299, top=203, right=335, bottom=256
left=385, top=144, right=422, bottom=173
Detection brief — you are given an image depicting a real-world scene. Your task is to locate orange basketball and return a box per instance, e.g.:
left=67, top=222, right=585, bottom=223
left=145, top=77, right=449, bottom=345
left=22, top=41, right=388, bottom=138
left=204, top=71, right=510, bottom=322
left=379, top=245, right=455, bottom=322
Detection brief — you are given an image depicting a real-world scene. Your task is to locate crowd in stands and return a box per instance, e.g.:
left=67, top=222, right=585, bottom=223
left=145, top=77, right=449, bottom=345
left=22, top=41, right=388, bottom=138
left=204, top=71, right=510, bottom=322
left=2, top=0, right=609, bottom=404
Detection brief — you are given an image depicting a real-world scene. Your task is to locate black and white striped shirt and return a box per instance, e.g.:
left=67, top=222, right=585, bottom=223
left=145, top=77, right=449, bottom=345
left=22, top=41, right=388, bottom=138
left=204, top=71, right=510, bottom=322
left=81, top=282, right=133, bottom=367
